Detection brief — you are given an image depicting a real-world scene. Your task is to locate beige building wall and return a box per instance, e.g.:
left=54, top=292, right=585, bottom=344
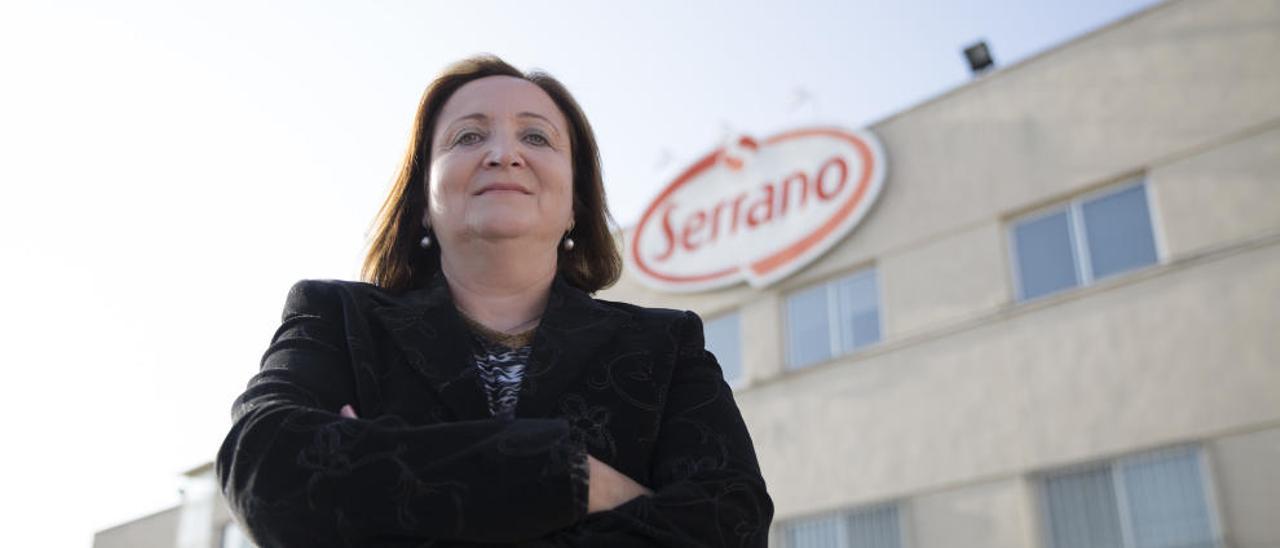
left=1210, top=426, right=1280, bottom=548
left=909, top=478, right=1037, bottom=548
left=93, top=506, right=180, bottom=548
left=601, top=0, right=1280, bottom=545
left=93, top=464, right=245, bottom=548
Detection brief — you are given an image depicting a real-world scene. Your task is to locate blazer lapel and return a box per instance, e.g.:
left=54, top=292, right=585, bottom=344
left=516, top=276, right=627, bottom=418
left=368, top=274, right=491, bottom=421
left=369, top=273, right=626, bottom=421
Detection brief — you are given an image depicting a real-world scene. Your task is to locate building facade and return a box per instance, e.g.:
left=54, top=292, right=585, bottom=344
left=97, top=0, right=1279, bottom=546
left=599, top=0, right=1280, bottom=546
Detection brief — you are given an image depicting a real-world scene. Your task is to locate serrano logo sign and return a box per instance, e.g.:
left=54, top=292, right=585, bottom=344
left=629, top=127, right=887, bottom=292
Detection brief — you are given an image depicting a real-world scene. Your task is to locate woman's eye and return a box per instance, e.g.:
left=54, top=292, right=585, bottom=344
left=453, top=131, right=483, bottom=146
left=524, top=133, right=550, bottom=146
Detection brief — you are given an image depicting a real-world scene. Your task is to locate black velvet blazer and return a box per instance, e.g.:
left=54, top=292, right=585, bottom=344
left=216, top=274, right=773, bottom=547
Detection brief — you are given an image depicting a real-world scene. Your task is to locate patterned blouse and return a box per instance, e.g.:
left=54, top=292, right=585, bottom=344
left=460, top=314, right=536, bottom=420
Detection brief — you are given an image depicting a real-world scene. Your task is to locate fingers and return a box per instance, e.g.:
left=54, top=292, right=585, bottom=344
left=339, top=404, right=358, bottom=419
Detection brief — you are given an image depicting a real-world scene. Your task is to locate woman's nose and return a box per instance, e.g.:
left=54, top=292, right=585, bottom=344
left=484, top=137, right=525, bottom=168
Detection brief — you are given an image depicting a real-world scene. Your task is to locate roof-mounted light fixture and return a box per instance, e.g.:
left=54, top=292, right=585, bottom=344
left=963, top=40, right=995, bottom=75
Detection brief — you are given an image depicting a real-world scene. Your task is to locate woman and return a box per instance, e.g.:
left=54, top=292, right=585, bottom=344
left=216, top=55, right=773, bottom=547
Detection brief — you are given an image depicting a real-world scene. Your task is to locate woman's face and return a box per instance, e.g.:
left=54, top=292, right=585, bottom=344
left=426, top=75, right=574, bottom=250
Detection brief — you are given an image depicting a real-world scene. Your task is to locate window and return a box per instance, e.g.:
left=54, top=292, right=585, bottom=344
left=785, top=268, right=881, bottom=369
left=1011, top=180, right=1158, bottom=301
left=779, top=503, right=903, bottom=548
left=1039, top=446, right=1219, bottom=548
left=703, top=312, right=743, bottom=386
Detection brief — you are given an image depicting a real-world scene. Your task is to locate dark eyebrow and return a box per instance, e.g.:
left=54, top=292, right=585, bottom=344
left=442, top=112, right=560, bottom=135
left=444, top=113, right=489, bottom=128
left=518, top=112, right=562, bottom=135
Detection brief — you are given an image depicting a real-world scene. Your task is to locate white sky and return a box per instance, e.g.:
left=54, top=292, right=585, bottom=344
left=0, top=0, right=1161, bottom=545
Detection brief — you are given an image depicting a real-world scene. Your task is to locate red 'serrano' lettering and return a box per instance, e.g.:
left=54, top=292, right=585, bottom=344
left=653, top=203, right=678, bottom=262
left=681, top=211, right=708, bottom=251
left=815, top=157, right=848, bottom=200
left=651, top=155, right=849, bottom=263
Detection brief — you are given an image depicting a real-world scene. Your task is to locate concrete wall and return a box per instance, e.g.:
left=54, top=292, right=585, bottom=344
left=93, top=506, right=180, bottom=548
left=909, top=478, right=1037, bottom=548
left=1150, top=124, right=1280, bottom=261
left=1210, top=426, right=1280, bottom=548
left=94, top=466, right=246, bottom=548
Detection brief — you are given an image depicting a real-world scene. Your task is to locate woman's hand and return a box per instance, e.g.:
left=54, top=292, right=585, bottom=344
left=339, top=404, right=358, bottom=418
left=587, top=455, right=653, bottom=513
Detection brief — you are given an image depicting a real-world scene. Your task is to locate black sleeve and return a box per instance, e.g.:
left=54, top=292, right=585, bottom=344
left=530, top=310, right=775, bottom=547
left=215, top=281, right=589, bottom=547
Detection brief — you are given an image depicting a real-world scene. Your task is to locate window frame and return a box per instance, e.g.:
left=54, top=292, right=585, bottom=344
left=1034, top=445, right=1225, bottom=548
left=782, top=266, right=883, bottom=371
left=1008, top=178, right=1163, bottom=302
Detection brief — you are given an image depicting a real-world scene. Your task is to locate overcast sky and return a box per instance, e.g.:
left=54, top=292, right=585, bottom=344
left=0, top=0, right=1162, bottom=545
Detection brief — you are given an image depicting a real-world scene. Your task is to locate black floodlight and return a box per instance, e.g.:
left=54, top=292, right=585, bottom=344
left=964, top=40, right=994, bottom=74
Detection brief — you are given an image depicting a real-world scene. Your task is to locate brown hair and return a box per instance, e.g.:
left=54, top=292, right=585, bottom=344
left=361, top=55, right=621, bottom=293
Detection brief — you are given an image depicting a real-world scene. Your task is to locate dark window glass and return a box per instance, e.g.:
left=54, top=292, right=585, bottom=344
left=785, top=515, right=841, bottom=548
left=1043, top=466, right=1125, bottom=548
left=1041, top=447, right=1218, bottom=548
left=1014, top=209, right=1080, bottom=300
left=703, top=313, right=743, bottom=385
left=1122, top=448, right=1215, bottom=548
left=847, top=504, right=902, bottom=548
left=1083, top=184, right=1158, bottom=280
left=786, top=284, right=831, bottom=369
left=836, top=270, right=880, bottom=351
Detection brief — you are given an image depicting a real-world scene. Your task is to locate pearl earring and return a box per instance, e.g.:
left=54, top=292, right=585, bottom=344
left=419, top=234, right=432, bottom=249
left=562, top=236, right=575, bottom=251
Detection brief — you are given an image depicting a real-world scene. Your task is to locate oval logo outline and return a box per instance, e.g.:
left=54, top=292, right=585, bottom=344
left=629, top=127, right=887, bottom=293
